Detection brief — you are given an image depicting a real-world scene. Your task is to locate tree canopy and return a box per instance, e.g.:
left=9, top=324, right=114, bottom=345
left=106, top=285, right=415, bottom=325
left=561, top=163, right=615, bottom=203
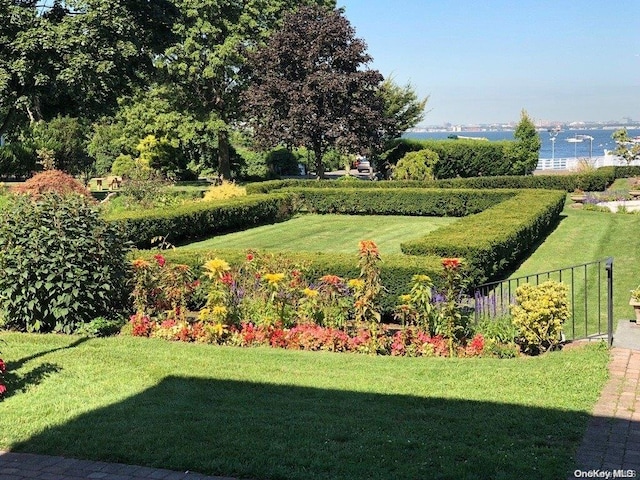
left=244, top=5, right=385, bottom=178
left=510, top=109, right=541, bottom=174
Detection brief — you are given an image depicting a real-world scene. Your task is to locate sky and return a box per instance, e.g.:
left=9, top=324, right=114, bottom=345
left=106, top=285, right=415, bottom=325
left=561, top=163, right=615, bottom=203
left=337, top=0, right=640, bottom=126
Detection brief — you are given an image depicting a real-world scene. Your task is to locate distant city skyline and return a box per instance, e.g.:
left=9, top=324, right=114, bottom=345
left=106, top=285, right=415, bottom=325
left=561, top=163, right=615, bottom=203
left=338, top=0, right=640, bottom=127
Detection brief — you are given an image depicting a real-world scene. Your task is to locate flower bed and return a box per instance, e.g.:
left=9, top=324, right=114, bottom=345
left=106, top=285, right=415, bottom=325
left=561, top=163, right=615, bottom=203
left=127, top=243, right=515, bottom=358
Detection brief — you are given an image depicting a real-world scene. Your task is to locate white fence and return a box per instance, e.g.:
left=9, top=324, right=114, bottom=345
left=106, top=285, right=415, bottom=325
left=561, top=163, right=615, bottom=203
left=536, top=153, right=640, bottom=171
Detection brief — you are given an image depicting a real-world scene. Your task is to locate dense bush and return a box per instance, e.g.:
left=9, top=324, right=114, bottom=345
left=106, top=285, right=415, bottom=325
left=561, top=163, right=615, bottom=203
left=400, top=189, right=566, bottom=283
left=13, top=169, right=93, bottom=200
left=511, top=281, right=569, bottom=354
left=0, top=143, right=37, bottom=178
left=108, top=193, right=297, bottom=248
left=392, top=149, right=439, bottom=180
left=0, top=194, right=131, bottom=333
left=292, top=187, right=515, bottom=216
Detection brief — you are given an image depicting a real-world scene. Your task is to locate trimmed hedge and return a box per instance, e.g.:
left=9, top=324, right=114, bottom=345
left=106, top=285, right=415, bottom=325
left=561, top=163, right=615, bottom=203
left=291, top=187, right=515, bottom=216
left=383, top=138, right=515, bottom=177
left=107, top=193, right=297, bottom=249
left=401, top=189, right=567, bottom=284
left=245, top=170, right=613, bottom=194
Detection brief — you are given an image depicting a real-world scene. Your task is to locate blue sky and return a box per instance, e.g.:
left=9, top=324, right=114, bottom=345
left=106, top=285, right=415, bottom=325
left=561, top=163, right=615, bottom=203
left=338, top=0, right=640, bottom=126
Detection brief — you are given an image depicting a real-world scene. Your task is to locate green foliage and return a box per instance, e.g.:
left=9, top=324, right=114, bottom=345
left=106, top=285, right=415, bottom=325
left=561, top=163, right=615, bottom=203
left=401, top=190, right=567, bottom=283
left=509, top=110, right=541, bottom=175
left=475, top=316, right=518, bottom=344
left=612, top=128, right=640, bottom=165
left=511, top=281, right=569, bottom=354
left=0, top=194, right=131, bottom=333
left=75, top=317, right=126, bottom=337
left=0, top=143, right=37, bottom=178
left=245, top=169, right=613, bottom=194
left=392, top=149, right=439, bottom=180
left=29, top=116, right=92, bottom=176
left=291, top=187, right=514, bottom=216
left=108, top=193, right=298, bottom=249
left=87, top=120, right=127, bottom=175
left=110, top=155, right=137, bottom=177
left=377, top=77, right=427, bottom=143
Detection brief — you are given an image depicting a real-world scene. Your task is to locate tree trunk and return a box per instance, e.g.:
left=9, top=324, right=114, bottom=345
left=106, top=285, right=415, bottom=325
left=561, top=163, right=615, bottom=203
left=217, top=128, right=232, bottom=180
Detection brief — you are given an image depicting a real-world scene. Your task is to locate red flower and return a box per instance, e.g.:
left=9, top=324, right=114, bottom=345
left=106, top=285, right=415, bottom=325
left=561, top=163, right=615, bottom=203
left=246, top=253, right=254, bottom=261
left=0, top=359, right=5, bottom=373
left=154, top=254, right=166, bottom=267
left=192, top=280, right=201, bottom=288
left=0, top=383, right=6, bottom=396
left=221, top=273, right=234, bottom=285
left=291, top=269, right=301, bottom=277
left=442, top=258, right=461, bottom=270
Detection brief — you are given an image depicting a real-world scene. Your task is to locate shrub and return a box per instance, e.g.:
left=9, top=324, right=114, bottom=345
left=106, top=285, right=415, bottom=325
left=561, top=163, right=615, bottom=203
left=0, top=193, right=131, bottom=333
left=392, top=149, right=439, bottom=180
left=511, top=280, right=569, bottom=355
left=12, top=169, right=93, bottom=200
left=202, top=181, right=247, bottom=201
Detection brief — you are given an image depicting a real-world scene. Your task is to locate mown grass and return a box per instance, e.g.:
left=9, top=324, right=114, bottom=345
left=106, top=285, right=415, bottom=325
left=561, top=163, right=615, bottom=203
left=511, top=202, right=640, bottom=327
left=179, top=214, right=458, bottom=254
left=0, top=333, right=609, bottom=480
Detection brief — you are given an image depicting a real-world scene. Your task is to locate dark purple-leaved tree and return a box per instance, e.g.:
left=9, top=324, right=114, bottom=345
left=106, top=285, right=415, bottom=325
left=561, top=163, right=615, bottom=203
left=244, top=6, right=385, bottom=178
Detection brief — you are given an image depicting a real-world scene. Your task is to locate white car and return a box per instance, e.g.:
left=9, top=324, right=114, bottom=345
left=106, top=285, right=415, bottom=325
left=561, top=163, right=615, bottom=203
left=356, top=159, right=371, bottom=173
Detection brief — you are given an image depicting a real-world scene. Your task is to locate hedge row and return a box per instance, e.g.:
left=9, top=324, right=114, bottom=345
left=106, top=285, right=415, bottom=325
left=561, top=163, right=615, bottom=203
left=382, top=138, right=516, bottom=177
left=136, top=248, right=445, bottom=316
left=400, top=189, right=567, bottom=284
left=245, top=169, right=613, bottom=194
left=107, top=193, right=296, bottom=249
left=291, top=187, right=516, bottom=217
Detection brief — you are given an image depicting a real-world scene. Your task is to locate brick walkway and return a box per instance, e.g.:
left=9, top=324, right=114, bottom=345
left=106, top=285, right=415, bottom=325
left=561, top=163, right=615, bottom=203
left=569, top=347, right=640, bottom=478
left=0, top=451, right=238, bottom=480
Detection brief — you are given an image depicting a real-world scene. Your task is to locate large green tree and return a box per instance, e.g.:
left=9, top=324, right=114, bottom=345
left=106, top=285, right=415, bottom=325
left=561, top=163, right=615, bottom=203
left=0, top=0, right=177, bottom=137
left=156, top=0, right=335, bottom=179
left=244, top=6, right=385, bottom=178
left=378, top=77, right=428, bottom=144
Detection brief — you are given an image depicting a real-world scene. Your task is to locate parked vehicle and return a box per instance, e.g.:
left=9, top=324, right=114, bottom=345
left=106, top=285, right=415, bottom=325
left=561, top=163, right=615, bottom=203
left=356, top=159, right=371, bottom=173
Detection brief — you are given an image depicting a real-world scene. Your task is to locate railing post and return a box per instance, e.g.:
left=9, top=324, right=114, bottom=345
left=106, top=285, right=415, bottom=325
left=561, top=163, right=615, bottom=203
left=606, top=258, right=614, bottom=347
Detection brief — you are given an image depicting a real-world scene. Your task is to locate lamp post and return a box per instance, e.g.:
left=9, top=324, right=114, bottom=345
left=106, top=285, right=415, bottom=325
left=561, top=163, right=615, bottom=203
left=548, top=127, right=561, bottom=163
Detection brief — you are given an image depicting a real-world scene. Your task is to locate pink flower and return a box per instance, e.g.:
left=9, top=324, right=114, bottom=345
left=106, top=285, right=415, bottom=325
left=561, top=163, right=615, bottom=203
left=0, top=383, right=6, bottom=396
left=154, top=254, right=166, bottom=267
left=0, top=359, right=5, bottom=373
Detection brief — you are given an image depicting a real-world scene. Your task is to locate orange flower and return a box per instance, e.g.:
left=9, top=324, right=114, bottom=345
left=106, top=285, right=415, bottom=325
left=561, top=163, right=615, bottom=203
left=358, top=240, right=379, bottom=256
left=442, top=258, right=462, bottom=270
left=320, top=274, right=342, bottom=286
left=132, top=258, right=150, bottom=269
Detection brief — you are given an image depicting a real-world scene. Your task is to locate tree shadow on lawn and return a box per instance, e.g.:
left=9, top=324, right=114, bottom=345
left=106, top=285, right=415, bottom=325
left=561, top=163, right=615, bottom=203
left=13, top=376, right=595, bottom=480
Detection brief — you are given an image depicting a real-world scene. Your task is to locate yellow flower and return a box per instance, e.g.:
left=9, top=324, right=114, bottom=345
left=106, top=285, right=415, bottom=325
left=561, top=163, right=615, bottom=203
left=263, top=272, right=285, bottom=285
left=412, top=274, right=431, bottom=283
left=303, top=287, right=319, bottom=298
left=348, top=279, right=364, bottom=289
left=198, top=308, right=211, bottom=321
left=203, top=258, right=230, bottom=278
left=212, top=305, right=228, bottom=318
left=399, top=294, right=412, bottom=303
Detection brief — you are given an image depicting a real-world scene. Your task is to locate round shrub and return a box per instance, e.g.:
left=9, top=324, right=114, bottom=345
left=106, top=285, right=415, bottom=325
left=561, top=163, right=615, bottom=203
left=0, top=193, right=131, bottom=333
left=12, top=169, right=93, bottom=200
left=392, top=149, right=439, bottom=181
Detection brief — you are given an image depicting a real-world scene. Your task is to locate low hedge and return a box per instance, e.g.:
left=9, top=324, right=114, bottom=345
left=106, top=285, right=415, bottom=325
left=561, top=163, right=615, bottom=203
left=245, top=170, right=613, bottom=194
left=107, top=193, right=297, bottom=249
left=400, top=189, right=567, bottom=284
left=291, top=188, right=515, bottom=216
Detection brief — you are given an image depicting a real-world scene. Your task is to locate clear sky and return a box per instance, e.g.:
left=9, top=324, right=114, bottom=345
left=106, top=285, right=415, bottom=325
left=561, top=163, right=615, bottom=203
left=338, top=0, right=640, bottom=126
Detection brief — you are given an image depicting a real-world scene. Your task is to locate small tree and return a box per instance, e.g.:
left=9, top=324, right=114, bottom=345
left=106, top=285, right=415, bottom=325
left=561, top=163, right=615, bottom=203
left=510, top=110, right=541, bottom=175
left=612, top=128, right=640, bottom=165
left=392, top=149, right=438, bottom=181
left=244, top=6, right=385, bottom=178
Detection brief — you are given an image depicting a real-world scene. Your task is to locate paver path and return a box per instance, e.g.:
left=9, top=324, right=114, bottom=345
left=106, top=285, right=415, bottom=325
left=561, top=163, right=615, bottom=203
left=0, top=451, right=239, bottom=480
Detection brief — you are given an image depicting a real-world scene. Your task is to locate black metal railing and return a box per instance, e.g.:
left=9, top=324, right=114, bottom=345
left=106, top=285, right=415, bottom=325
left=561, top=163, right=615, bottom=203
left=472, top=258, right=614, bottom=345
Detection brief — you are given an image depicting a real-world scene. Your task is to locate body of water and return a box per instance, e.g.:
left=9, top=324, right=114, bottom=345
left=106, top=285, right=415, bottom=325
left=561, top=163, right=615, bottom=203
left=403, top=128, right=640, bottom=159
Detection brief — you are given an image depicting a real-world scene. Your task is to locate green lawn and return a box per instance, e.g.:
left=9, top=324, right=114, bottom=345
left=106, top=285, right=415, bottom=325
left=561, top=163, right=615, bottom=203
left=511, top=204, right=640, bottom=326
left=179, top=214, right=458, bottom=254
left=0, top=333, right=609, bottom=480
